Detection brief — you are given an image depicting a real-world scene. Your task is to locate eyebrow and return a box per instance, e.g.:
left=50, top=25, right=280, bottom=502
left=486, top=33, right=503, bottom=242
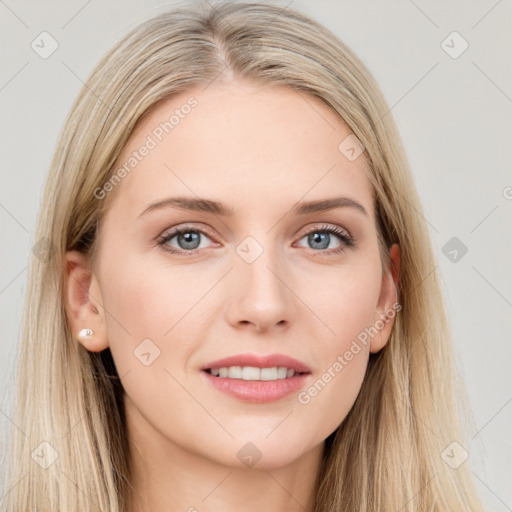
left=137, top=195, right=368, bottom=218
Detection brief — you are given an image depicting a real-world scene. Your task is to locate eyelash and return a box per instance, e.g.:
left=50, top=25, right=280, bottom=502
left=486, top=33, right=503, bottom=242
left=157, top=224, right=356, bottom=257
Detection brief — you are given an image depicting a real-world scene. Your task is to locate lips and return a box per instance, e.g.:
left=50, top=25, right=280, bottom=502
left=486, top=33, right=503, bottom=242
left=200, top=353, right=311, bottom=374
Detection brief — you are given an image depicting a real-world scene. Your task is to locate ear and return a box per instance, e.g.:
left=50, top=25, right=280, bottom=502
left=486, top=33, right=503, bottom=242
left=64, top=250, right=109, bottom=352
left=370, top=243, right=400, bottom=354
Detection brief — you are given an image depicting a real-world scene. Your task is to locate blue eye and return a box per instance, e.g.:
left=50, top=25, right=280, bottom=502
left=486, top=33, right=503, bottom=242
left=158, top=227, right=213, bottom=255
left=295, top=224, right=355, bottom=254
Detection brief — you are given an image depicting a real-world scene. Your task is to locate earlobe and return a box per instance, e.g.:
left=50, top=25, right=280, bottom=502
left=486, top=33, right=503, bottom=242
left=64, top=250, right=109, bottom=352
left=370, top=243, right=400, bottom=354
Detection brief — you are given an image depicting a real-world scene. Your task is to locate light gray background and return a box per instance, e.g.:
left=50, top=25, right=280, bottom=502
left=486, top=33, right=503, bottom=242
left=1, top=0, right=511, bottom=509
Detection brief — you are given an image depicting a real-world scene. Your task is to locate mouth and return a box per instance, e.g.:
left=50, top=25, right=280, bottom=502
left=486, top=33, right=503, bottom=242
left=200, top=353, right=312, bottom=403
left=201, top=366, right=311, bottom=404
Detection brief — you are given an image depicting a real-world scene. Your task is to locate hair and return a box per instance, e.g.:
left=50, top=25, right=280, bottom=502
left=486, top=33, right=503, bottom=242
left=1, top=1, right=484, bottom=510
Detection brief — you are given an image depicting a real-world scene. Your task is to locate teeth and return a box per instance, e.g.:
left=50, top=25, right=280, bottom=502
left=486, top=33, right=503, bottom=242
left=209, top=366, right=298, bottom=380
left=260, top=367, right=276, bottom=380
left=228, top=366, right=243, bottom=379
left=243, top=366, right=261, bottom=380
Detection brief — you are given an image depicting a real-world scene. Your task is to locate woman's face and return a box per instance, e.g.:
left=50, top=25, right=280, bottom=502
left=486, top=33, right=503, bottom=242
left=68, top=79, right=399, bottom=470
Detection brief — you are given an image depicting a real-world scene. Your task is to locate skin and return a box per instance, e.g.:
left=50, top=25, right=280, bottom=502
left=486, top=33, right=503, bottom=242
left=65, top=78, right=400, bottom=512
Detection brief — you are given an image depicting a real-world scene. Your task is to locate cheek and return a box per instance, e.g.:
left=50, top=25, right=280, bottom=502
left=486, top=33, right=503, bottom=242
left=297, top=292, right=375, bottom=439
left=98, top=255, right=210, bottom=426
left=294, top=256, right=381, bottom=429
left=301, top=252, right=382, bottom=347
left=98, top=248, right=236, bottom=399
left=97, top=251, right=208, bottom=375
left=299, top=346, right=369, bottom=444
left=100, top=248, right=211, bottom=336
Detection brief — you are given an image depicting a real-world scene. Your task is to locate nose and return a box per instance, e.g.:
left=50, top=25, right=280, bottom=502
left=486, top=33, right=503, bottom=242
left=224, top=244, right=296, bottom=333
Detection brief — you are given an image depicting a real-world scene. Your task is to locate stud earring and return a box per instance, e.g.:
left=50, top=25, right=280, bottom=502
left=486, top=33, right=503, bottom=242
left=78, top=328, right=94, bottom=340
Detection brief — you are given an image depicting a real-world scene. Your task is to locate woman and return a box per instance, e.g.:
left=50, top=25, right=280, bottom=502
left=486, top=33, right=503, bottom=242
left=2, top=1, right=484, bottom=510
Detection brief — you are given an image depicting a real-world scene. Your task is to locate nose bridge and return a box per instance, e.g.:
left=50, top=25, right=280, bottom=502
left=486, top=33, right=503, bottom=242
left=236, top=232, right=287, bottom=297
left=228, top=232, right=295, bottom=330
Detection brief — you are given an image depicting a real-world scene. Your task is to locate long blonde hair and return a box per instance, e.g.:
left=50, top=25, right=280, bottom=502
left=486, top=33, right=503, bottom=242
left=1, top=1, right=484, bottom=510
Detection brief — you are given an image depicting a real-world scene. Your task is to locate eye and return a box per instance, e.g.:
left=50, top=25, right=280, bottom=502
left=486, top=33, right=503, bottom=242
left=295, top=224, right=355, bottom=254
left=157, top=226, right=216, bottom=255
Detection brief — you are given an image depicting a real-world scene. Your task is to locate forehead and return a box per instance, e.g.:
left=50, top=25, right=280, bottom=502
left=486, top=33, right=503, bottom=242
left=104, top=80, right=374, bottom=222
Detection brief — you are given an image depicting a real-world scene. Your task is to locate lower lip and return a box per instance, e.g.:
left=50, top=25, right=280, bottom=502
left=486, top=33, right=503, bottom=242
left=201, top=370, right=310, bottom=404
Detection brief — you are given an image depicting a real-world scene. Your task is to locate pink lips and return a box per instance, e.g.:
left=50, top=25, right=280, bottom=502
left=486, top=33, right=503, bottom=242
left=200, top=352, right=311, bottom=404
left=201, top=353, right=311, bottom=373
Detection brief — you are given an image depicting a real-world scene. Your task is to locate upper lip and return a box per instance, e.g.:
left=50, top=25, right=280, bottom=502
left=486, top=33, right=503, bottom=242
left=201, top=353, right=311, bottom=373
